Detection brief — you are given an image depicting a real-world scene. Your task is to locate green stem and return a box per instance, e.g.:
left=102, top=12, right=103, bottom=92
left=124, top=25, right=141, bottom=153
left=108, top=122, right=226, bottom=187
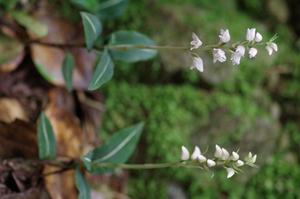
left=106, top=44, right=190, bottom=51
left=91, top=162, right=203, bottom=170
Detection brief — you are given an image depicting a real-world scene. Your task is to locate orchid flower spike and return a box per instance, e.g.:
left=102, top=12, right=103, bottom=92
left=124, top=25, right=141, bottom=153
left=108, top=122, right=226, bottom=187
left=266, top=42, right=278, bottom=56
left=190, top=57, right=204, bottom=72
left=226, top=167, right=235, bottom=178
left=190, top=32, right=203, bottom=50
left=181, top=146, right=190, bottom=161
left=219, top=29, right=230, bottom=43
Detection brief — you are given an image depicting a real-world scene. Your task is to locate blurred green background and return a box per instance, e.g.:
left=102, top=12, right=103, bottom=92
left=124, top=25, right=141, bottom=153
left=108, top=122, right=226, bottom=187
left=99, top=0, right=300, bottom=198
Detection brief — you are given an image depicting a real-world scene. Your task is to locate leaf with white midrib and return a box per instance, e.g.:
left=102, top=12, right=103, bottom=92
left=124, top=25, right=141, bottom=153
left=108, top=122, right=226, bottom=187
left=75, top=168, right=91, bottom=199
left=88, top=49, right=114, bottom=90
left=82, top=122, right=144, bottom=173
left=37, top=112, right=56, bottom=160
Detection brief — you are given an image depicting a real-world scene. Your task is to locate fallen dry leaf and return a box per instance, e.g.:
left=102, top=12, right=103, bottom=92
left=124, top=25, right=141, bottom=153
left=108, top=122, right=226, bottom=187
left=0, top=98, right=28, bottom=123
left=30, top=4, right=97, bottom=90
left=44, top=88, right=84, bottom=199
left=0, top=120, right=37, bottom=159
left=0, top=34, right=24, bottom=73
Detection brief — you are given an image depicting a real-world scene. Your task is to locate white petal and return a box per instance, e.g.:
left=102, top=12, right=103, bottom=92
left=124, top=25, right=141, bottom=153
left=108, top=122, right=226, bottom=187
left=236, top=160, right=244, bottom=167
left=198, top=154, right=207, bottom=163
left=231, top=53, right=242, bottom=65
left=226, top=168, right=235, bottom=178
left=181, top=146, right=190, bottom=161
left=246, top=28, right=256, bottom=41
left=236, top=45, right=245, bottom=56
left=270, top=42, right=278, bottom=52
left=191, top=146, right=201, bottom=160
left=255, top=32, right=263, bottom=42
left=266, top=45, right=273, bottom=56
left=213, top=48, right=227, bottom=63
left=221, top=148, right=230, bottom=160
left=190, top=32, right=203, bottom=50
left=231, top=151, right=239, bottom=161
left=219, top=29, right=230, bottom=43
left=249, top=47, right=258, bottom=58
left=214, top=145, right=223, bottom=158
left=191, top=57, right=204, bottom=72
left=207, top=159, right=216, bottom=167
left=252, top=154, right=257, bottom=163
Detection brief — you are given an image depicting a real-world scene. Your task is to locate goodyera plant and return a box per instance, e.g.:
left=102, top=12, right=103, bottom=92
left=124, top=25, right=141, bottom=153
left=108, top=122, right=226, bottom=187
left=181, top=145, right=257, bottom=178
left=33, top=10, right=279, bottom=198
left=190, top=28, right=278, bottom=72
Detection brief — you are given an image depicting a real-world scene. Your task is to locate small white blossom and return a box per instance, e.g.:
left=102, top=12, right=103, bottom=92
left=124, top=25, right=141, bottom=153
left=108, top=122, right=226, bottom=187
left=246, top=152, right=257, bottom=164
left=207, top=159, right=216, bottom=167
left=255, top=32, right=263, bottom=42
left=191, top=146, right=201, bottom=160
left=226, top=167, right=235, bottom=178
left=198, top=154, right=207, bottom=163
left=213, top=48, right=227, bottom=63
left=246, top=28, right=256, bottom=41
left=221, top=148, right=230, bottom=160
left=181, top=146, right=190, bottom=161
left=214, top=145, right=223, bottom=159
left=231, top=151, right=239, bottom=161
left=236, top=160, right=244, bottom=167
left=231, top=45, right=245, bottom=65
left=219, top=29, right=230, bottom=43
left=190, top=32, right=203, bottom=50
left=266, top=42, right=278, bottom=56
left=190, top=57, right=204, bottom=72
left=249, top=47, right=258, bottom=58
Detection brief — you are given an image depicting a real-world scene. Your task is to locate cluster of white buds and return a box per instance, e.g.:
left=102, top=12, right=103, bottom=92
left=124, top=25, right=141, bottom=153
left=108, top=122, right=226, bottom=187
left=181, top=145, right=257, bottom=178
left=190, top=28, right=278, bottom=72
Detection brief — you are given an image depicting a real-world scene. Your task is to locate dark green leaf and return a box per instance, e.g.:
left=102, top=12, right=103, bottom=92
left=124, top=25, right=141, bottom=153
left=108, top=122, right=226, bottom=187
left=62, top=53, right=75, bottom=92
left=82, top=122, right=144, bottom=173
left=71, top=0, right=128, bottom=20
left=75, top=168, right=91, bottom=199
left=80, top=12, right=102, bottom=50
left=37, top=112, right=56, bottom=160
left=109, top=31, right=157, bottom=63
left=11, top=11, right=48, bottom=38
left=88, top=49, right=114, bottom=90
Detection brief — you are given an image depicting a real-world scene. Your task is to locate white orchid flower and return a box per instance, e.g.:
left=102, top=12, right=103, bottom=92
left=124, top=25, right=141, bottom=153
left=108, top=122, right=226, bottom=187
left=207, top=159, right=216, bottom=167
left=221, top=148, right=230, bottom=160
left=236, top=160, right=244, bottom=167
left=226, top=167, right=235, bottom=178
left=219, top=29, right=230, bottom=43
left=181, top=146, right=190, bottom=161
left=266, top=42, right=278, bottom=56
left=214, top=145, right=223, bottom=159
left=191, top=146, right=201, bottom=160
left=213, top=48, right=227, bottom=63
left=190, top=32, right=203, bottom=50
left=231, top=45, right=245, bottom=65
left=249, top=47, right=258, bottom=58
left=246, top=28, right=256, bottom=41
left=190, top=57, right=204, bottom=72
left=255, top=32, right=263, bottom=42
left=231, top=151, right=239, bottom=161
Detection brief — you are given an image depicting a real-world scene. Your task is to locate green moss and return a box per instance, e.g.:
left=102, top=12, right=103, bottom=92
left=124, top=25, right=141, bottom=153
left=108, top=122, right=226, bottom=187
left=101, top=81, right=274, bottom=198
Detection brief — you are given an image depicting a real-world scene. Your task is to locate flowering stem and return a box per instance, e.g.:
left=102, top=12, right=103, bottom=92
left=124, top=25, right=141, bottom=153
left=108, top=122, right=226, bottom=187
left=90, top=162, right=203, bottom=170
